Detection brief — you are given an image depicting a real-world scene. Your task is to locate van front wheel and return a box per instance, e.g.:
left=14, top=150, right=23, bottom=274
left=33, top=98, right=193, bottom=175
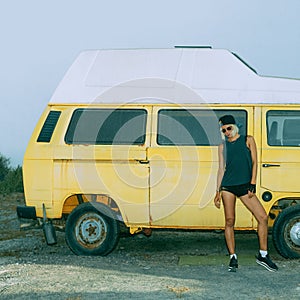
left=272, top=205, right=300, bottom=259
left=65, top=202, right=120, bottom=256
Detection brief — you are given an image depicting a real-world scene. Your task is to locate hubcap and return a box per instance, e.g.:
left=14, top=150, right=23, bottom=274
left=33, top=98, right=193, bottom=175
left=290, top=221, right=300, bottom=247
left=75, top=212, right=107, bottom=248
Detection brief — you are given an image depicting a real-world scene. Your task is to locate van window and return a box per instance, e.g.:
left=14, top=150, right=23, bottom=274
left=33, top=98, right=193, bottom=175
left=267, top=110, right=300, bottom=146
left=65, top=109, right=147, bottom=145
left=37, top=110, right=61, bottom=143
left=157, top=109, right=247, bottom=146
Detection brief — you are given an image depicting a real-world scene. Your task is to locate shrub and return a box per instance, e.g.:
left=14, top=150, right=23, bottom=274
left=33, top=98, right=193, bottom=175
left=0, top=154, right=23, bottom=194
left=0, top=155, right=10, bottom=181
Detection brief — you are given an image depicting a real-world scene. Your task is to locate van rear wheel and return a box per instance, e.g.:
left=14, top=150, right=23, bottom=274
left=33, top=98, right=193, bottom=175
left=65, top=202, right=120, bottom=256
left=272, top=205, right=300, bottom=259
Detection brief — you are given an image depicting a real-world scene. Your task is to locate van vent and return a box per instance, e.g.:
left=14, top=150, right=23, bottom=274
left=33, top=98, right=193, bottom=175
left=37, top=111, right=61, bottom=143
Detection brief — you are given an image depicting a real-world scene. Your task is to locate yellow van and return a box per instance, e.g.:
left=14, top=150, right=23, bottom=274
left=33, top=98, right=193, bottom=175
left=17, top=47, right=300, bottom=258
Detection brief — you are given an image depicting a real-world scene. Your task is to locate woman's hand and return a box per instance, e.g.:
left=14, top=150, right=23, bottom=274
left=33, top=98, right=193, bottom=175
left=248, top=190, right=254, bottom=198
left=214, top=191, right=221, bottom=209
left=248, top=183, right=256, bottom=198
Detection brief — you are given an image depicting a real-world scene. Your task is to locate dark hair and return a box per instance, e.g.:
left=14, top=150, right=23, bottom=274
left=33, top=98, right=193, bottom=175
left=219, top=115, right=236, bottom=126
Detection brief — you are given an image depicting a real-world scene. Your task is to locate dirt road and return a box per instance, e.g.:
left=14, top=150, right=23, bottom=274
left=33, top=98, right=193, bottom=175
left=0, top=194, right=299, bottom=299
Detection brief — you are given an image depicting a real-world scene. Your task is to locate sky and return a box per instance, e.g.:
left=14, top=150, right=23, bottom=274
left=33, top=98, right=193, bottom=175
left=1, top=0, right=300, bottom=166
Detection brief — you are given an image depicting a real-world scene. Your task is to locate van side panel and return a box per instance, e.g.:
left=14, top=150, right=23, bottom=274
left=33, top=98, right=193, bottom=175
left=261, top=107, right=300, bottom=193
left=148, top=147, right=225, bottom=228
left=52, top=159, right=150, bottom=225
left=148, top=106, right=254, bottom=229
left=24, top=103, right=300, bottom=229
left=23, top=159, right=53, bottom=217
left=50, top=105, right=151, bottom=224
left=23, top=107, right=56, bottom=217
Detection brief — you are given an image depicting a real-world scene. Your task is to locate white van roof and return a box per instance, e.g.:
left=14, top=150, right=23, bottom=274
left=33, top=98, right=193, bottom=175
left=50, top=48, right=300, bottom=104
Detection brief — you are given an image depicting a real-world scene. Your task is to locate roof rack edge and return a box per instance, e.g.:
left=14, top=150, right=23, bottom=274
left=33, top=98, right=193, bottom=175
left=174, top=45, right=212, bottom=49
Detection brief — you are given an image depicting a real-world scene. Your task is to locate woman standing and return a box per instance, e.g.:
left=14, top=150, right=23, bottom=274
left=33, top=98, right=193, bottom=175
left=214, top=115, right=278, bottom=272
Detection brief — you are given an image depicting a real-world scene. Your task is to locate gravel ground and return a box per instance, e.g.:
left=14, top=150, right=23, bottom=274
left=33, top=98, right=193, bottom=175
left=0, top=194, right=299, bottom=299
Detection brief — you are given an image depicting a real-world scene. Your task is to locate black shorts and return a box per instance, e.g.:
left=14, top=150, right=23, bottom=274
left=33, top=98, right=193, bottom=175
left=220, top=183, right=250, bottom=197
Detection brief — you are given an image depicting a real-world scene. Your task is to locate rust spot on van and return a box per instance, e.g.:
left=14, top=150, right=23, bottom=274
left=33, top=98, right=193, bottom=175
left=62, top=194, right=119, bottom=214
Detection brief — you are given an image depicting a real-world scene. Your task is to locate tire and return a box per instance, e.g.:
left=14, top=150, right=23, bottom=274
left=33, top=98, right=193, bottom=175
left=272, top=205, right=300, bottom=259
left=65, top=202, right=120, bottom=256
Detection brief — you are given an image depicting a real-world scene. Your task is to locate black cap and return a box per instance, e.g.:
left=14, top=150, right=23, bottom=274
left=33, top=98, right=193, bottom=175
left=219, top=115, right=236, bottom=126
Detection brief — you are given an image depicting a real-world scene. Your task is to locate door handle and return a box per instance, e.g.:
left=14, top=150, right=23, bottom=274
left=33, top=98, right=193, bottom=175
left=262, top=164, right=280, bottom=168
left=138, top=160, right=149, bottom=164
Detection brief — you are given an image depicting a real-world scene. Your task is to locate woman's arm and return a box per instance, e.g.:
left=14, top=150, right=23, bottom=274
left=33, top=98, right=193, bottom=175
left=214, top=143, right=225, bottom=208
left=247, top=135, right=257, bottom=184
left=216, top=143, right=225, bottom=191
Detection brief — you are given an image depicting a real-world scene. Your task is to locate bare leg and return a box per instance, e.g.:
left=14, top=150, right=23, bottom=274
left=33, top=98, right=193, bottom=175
left=240, top=194, right=268, bottom=250
left=221, top=191, right=237, bottom=255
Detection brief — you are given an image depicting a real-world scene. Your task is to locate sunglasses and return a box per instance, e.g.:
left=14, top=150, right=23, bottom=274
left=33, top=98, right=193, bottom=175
left=221, top=126, right=233, bottom=133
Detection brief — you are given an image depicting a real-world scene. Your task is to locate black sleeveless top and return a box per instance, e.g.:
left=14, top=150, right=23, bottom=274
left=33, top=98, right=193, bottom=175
left=221, top=135, right=252, bottom=186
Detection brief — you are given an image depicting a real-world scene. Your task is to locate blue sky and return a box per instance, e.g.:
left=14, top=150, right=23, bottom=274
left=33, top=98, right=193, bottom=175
left=1, top=0, right=300, bottom=166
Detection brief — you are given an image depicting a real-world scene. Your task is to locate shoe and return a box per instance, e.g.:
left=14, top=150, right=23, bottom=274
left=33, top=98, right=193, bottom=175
left=228, top=256, right=238, bottom=272
left=256, top=253, right=278, bottom=272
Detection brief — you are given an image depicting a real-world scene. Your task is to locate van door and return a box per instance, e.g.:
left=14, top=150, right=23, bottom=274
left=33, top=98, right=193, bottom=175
left=55, top=107, right=151, bottom=225
left=261, top=107, right=300, bottom=193
left=148, top=107, right=254, bottom=229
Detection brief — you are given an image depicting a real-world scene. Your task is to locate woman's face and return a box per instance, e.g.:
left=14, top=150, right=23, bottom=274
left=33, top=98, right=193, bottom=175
left=221, top=124, right=236, bottom=138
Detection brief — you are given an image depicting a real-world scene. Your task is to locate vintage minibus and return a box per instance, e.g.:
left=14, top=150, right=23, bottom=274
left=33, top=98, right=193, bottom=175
left=17, top=47, right=300, bottom=258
